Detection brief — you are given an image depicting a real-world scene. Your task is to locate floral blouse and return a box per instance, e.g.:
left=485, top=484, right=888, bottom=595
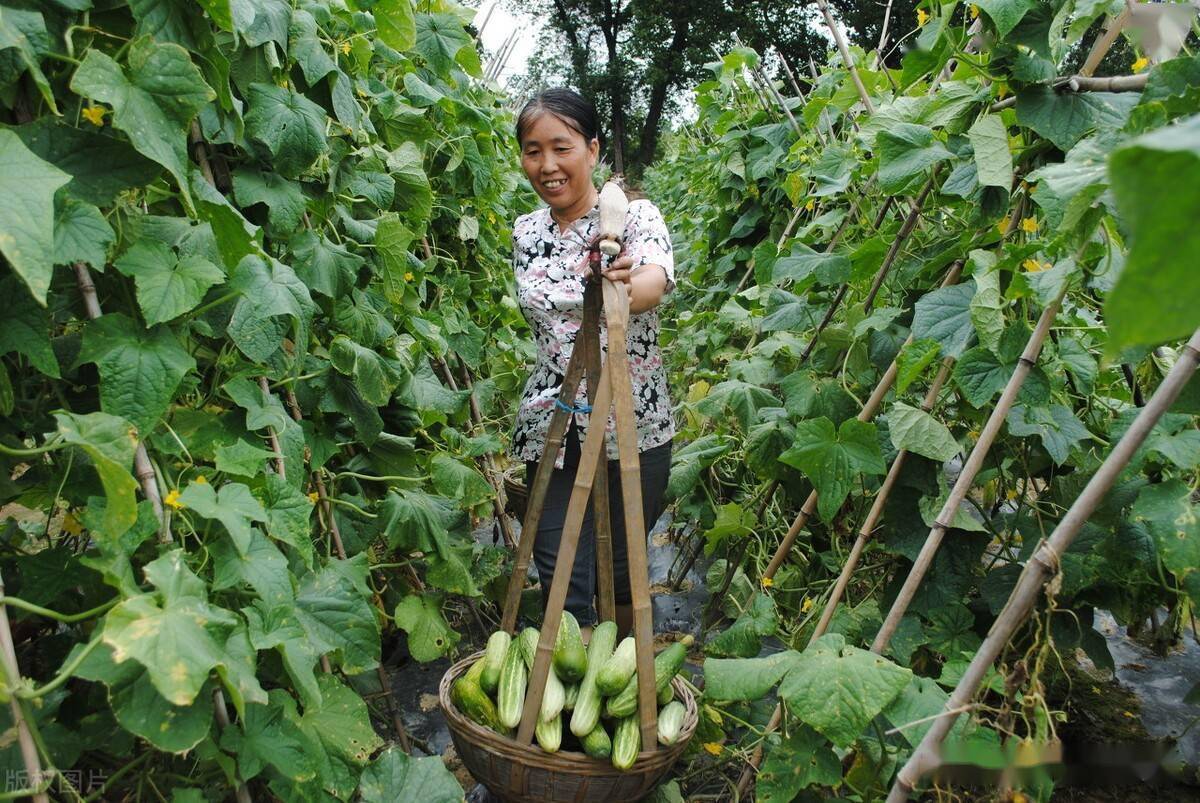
left=508, top=198, right=676, bottom=469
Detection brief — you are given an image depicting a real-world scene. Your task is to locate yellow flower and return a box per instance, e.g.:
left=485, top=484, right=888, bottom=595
left=340, top=41, right=352, bottom=55
left=996, top=215, right=1010, bottom=235
left=61, top=512, right=83, bottom=536
left=1012, top=794, right=1029, bottom=803
left=801, top=596, right=814, bottom=613
left=970, top=4, right=980, bottom=18
left=404, top=271, right=414, bottom=281
left=164, top=489, right=185, bottom=510
left=1132, top=56, right=1149, bottom=73
left=968, top=428, right=981, bottom=440
left=1006, top=488, right=1019, bottom=501
left=1020, top=217, right=1039, bottom=234
left=1091, top=686, right=1102, bottom=695
left=194, top=475, right=208, bottom=485
left=1122, top=710, right=1135, bottom=718
left=804, top=199, right=815, bottom=212
left=307, top=491, right=320, bottom=504
left=82, top=105, right=107, bottom=126
left=1022, top=258, right=1051, bottom=273
left=917, top=8, right=929, bottom=26
left=761, top=576, right=774, bottom=588
left=702, top=742, right=723, bottom=756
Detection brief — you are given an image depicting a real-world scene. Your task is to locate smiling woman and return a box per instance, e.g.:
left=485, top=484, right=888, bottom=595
left=509, top=88, right=676, bottom=638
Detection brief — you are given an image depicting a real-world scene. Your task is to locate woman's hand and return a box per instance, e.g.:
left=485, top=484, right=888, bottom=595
left=602, top=254, right=667, bottom=315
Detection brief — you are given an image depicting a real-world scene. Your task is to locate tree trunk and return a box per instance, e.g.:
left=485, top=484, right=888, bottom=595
left=601, top=0, right=627, bottom=174
left=636, top=16, right=688, bottom=167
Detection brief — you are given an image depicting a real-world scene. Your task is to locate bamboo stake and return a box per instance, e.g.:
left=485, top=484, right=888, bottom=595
left=886, top=327, right=1200, bottom=803
left=73, top=262, right=171, bottom=544
left=764, top=259, right=965, bottom=582
left=815, top=0, right=876, bottom=114
left=474, top=2, right=496, bottom=40
left=871, top=280, right=1070, bottom=654
left=873, top=0, right=896, bottom=69
left=990, top=72, right=1148, bottom=112
left=1080, top=7, right=1131, bottom=77
left=0, top=570, right=49, bottom=803
left=258, top=376, right=287, bottom=479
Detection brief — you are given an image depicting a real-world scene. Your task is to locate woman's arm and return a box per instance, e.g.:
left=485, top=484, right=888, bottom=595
left=601, top=255, right=668, bottom=314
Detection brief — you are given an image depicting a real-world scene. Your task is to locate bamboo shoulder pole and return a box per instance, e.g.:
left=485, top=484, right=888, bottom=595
left=886, top=328, right=1200, bottom=802
left=871, top=281, right=1069, bottom=654
left=603, top=277, right=660, bottom=748
left=515, top=358, right=615, bottom=744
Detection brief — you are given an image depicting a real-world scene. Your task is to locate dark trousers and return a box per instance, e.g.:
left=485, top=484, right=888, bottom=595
left=525, top=426, right=672, bottom=627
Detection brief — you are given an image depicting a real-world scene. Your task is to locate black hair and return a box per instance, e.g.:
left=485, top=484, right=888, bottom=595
left=515, top=88, right=600, bottom=147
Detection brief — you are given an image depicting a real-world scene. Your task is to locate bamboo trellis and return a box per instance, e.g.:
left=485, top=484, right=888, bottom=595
left=885, top=327, right=1200, bottom=802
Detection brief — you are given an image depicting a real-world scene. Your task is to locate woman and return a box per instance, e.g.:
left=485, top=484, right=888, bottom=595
left=508, top=88, right=675, bottom=637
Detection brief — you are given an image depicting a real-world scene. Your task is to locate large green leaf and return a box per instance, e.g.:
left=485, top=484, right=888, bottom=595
left=876, top=123, right=951, bottom=193
left=1104, top=114, right=1200, bottom=354
left=10, top=118, right=161, bottom=206
left=757, top=724, right=841, bottom=803
left=703, top=651, right=802, bottom=701
left=358, top=746, right=464, bottom=803
left=294, top=560, right=381, bottom=674
left=1131, top=480, right=1200, bottom=604
left=778, top=417, right=886, bottom=522
left=1006, top=403, right=1092, bottom=464
left=413, top=13, right=473, bottom=75
left=292, top=674, right=384, bottom=800
left=911, top=281, right=976, bottom=359
left=177, top=480, right=268, bottom=554
left=53, top=197, right=115, bottom=270
left=778, top=633, right=912, bottom=748
left=666, top=434, right=732, bottom=499
left=228, top=255, right=315, bottom=362
left=393, top=593, right=459, bottom=662
left=974, top=0, right=1035, bottom=37
left=1015, top=85, right=1138, bottom=151
left=968, top=250, right=1005, bottom=353
left=243, top=83, right=329, bottom=178
left=231, top=168, right=306, bottom=233
left=0, top=4, right=57, bottom=112
left=54, top=411, right=140, bottom=539
left=0, top=129, right=70, bottom=303
left=0, top=274, right=59, bottom=376
left=113, top=240, right=225, bottom=325
left=72, top=640, right=214, bottom=753
left=702, top=501, right=758, bottom=557
left=329, top=335, right=405, bottom=407
left=70, top=38, right=214, bottom=207
left=374, top=0, right=417, bottom=52
left=694, top=379, right=780, bottom=430
left=772, top=242, right=851, bottom=288
left=289, top=230, right=363, bottom=298
left=887, top=402, right=961, bottom=462
left=219, top=691, right=318, bottom=784
left=102, top=550, right=245, bottom=707
left=968, top=113, right=1013, bottom=189
left=78, top=313, right=195, bottom=435
left=429, top=453, right=492, bottom=507
left=705, top=593, right=777, bottom=658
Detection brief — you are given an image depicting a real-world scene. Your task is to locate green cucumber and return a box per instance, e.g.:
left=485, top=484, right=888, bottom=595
left=563, top=682, right=580, bottom=711
left=605, top=640, right=689, bottom=719
left=611, top=715, right=640, bottom=770
left=580, top=721, right=611, bottom=759
left=451, top=660, right=506, bottom=733
left=535, top=712, right=562, bottom=753
left=657, top=683, right=673, bottom=707
left=656, top=700, right=685, bottom=746
left=595, top=636, right=636, bottom=695
left=496, top=641, right=527, bottom=729
left=553, top=610, right=588, bottom=682
left=570, top=621, right=618, bottom=737
left=480, top=631, right=510, bottom=694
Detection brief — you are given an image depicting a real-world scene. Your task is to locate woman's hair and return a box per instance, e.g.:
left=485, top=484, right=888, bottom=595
left=516, top=88, right=600, bottom=146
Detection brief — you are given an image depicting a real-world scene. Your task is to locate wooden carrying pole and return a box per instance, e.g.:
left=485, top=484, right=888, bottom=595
left=504, top=183, right=659, bottom=750
left=871, top=280, right=1070, bottom=654
left=887, top=327, right=1200, bottom=802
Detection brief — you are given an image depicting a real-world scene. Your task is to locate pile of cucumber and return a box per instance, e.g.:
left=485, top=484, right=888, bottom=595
left=450, top=613, right=692, bottom=770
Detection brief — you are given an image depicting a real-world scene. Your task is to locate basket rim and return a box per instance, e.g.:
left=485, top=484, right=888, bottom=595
left=439, top=650, right=699, bottom=771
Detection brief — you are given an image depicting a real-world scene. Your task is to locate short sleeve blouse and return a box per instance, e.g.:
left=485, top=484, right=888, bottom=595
left=508, top=197, right=676, bottom=469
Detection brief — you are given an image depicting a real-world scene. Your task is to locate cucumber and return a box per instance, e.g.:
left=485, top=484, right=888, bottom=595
left=570, top=621, right=618, bottom=737
left=553, top=611, right=588, bottom=682
left=595, top=636, right=636, bottom=695
left=657, top=683, right=673, bottom=707
left=563, top=682, right=580, bottom=711
left=451, top=660, right=506, bottom=733
left=540, top=662, right=565, bottom=722
left=611, top=715, right=640, bottom=771
left=656, top=700, right=686, bottom=746
left=480, top=631, right=510, bottom=694
left=580, top=721, right=611, bottom=759
left=496, top=641, right=527, bottom=729
left=605, top=641, right=689, bottom=719
left=517, top=627, right=540, bottom=669
left=535, top=712, right=562, bottom=753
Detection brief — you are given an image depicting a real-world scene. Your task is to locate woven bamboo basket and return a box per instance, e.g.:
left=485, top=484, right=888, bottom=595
left=440, top=651, right=698, bottom=803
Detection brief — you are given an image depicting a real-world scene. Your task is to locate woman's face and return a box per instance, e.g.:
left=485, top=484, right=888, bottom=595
left=519, top=112, right=598, bottom=214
